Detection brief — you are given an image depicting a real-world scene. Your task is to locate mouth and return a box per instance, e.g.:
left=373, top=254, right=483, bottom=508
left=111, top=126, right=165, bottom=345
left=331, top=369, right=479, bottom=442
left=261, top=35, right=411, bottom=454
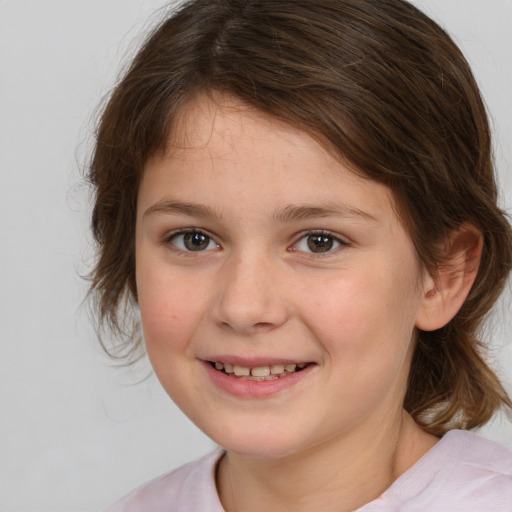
left=209, top=361, right=311, bottom=381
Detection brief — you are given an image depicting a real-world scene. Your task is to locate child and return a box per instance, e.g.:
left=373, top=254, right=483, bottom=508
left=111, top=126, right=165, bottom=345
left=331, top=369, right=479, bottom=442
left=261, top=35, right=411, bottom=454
left=89, top=0, right=512, bottom=510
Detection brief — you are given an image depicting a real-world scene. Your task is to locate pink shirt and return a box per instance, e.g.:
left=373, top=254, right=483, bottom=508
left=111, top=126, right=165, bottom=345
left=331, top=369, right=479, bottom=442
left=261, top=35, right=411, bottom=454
left=105, top=430, right=512, bottom=511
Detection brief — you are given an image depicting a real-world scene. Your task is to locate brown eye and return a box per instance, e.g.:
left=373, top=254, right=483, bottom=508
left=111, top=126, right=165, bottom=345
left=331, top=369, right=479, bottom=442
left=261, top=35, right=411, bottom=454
left=307, top=234, right=335, bottom=253
left=170, top=231, right=219, bottom=252
left=184, top=232, right=210, bottom=250
left=291, top=232, right=346, bottom=255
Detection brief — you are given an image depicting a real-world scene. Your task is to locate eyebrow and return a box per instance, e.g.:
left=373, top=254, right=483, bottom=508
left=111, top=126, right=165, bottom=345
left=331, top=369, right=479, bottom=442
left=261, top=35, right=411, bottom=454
left=143, top=200, right=378, bottom=223
left=272, top=203, right=378, bottom=223
left=143, top=200, right=222, bottom=219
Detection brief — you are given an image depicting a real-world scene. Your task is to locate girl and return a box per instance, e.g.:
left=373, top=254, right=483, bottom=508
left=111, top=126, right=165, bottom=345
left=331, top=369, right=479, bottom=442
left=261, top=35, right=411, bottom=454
left=89, top=0, right=512, bottom=510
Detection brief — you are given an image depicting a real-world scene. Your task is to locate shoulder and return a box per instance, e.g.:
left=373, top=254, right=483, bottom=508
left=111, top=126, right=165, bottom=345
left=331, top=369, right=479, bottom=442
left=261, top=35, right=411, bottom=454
left=361, top=430, right=512, bottom=511
left=103, top=449, right=225, bottom=512
left=438, top=429, right=512, bottom=478
left=429, top=430, right=512, bottom=509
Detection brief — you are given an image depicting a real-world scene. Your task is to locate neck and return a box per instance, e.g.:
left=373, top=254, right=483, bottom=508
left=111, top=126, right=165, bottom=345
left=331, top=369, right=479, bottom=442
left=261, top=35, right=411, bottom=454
left=217, top=412, right=438, bottom=512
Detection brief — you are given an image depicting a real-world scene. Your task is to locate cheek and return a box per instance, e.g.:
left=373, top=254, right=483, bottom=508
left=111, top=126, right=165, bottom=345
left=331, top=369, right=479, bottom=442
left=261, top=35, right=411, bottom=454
left=306, top=274, right=419, bottom=421
left=137, top=265, right=202, bottom=355
left=137, top=271, right=207, bottom=401
left=306, top=262, right=421, bottom=365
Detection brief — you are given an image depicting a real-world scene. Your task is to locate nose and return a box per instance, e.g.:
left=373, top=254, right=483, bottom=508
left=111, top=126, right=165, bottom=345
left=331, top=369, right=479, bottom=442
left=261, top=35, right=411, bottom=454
left=212, top=253, right=290, bottom=334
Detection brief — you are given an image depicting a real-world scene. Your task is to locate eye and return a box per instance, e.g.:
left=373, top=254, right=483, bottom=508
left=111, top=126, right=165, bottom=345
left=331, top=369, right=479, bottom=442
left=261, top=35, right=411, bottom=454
left=168, top=230, right=220, bottom=252
left=292, top=232, right=346, bottom=254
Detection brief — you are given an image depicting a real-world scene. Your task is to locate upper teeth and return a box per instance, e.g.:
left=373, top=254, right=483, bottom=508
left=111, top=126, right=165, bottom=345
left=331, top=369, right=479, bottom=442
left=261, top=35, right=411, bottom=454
left=213, top=362, right=306, bottom=379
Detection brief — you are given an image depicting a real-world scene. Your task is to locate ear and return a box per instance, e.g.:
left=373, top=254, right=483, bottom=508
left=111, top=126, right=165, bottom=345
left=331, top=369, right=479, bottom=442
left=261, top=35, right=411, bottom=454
left=415, top=223, right=483, bottom=331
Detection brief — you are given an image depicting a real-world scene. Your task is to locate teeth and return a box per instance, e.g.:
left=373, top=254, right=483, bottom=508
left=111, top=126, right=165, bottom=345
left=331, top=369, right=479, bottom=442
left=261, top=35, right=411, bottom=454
left=251, top=366, right=270, bottom=377
left=233, top=365, right=250, bottom=377
left=270, top=364, right=285, bottom=375
left=246, top=375, right=278, bottom=381
left=212, top=361, right=308, bottom=379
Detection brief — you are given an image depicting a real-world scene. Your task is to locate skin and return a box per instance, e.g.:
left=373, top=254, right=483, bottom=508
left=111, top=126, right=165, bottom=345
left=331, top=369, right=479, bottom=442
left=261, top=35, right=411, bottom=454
left=135, top=94, right=440, bottom=511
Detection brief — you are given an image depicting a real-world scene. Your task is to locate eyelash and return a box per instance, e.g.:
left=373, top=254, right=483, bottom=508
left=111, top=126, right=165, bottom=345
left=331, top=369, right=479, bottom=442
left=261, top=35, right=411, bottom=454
left=163, top=229, right=349, bottom=257
left=289, top=230, right=350, bottom=257
left=164, top=228, right=220, bottom=254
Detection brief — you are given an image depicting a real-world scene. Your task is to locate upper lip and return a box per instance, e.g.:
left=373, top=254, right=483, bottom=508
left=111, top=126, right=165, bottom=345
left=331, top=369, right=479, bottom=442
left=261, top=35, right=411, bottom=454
left=202, top=356, right=313, bottom=367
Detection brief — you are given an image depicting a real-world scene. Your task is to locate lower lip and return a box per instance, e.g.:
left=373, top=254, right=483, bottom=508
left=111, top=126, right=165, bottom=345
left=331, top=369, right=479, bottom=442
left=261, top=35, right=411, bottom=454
left=203, top=361, right=315, bottom=398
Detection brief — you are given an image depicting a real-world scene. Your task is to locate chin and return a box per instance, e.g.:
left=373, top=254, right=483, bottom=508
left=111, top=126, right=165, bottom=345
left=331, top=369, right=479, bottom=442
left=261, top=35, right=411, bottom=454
left=205, top=420, right=308, bottom=459
left=221, top=439, right=301, bottom=460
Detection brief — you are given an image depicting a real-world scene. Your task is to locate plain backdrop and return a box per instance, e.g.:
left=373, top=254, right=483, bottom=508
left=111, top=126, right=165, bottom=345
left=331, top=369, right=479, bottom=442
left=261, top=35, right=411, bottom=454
left=0, top=1, right=511, bottom=510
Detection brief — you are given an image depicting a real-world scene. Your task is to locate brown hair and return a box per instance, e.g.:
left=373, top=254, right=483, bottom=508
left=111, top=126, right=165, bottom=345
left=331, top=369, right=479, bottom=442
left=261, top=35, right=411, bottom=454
left=88, top=0, right=512, bottom=435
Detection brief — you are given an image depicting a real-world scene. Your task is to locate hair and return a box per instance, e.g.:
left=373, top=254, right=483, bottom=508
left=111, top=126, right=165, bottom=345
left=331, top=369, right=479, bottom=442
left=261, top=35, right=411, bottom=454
left=88, top=0, right=512, bottom=436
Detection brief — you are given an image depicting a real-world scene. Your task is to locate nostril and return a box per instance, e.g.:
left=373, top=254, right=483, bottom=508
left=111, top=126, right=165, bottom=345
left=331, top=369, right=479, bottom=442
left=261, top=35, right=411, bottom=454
left=216, top=319, right=281, bottom=334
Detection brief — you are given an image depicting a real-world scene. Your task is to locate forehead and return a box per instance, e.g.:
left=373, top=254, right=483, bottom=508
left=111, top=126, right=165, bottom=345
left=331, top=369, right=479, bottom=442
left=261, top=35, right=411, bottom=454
left=141, top=93, right=397, bottom=226
left=167, top=93, right=321, bottom=162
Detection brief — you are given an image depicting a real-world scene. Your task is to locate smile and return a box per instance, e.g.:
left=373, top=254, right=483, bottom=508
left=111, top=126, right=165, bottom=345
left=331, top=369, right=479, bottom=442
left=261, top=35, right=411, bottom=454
left=210, top=361, right=309, bottom=381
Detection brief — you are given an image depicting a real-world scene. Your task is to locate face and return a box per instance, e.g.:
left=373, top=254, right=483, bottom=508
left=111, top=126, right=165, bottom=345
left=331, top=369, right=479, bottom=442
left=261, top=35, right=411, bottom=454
left=135, top=95, right=429, bottom=458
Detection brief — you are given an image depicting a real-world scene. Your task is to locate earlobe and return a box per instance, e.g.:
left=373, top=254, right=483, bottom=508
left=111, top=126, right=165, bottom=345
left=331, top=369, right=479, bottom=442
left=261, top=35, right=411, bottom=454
left=415, top=223, right=483, bottom=331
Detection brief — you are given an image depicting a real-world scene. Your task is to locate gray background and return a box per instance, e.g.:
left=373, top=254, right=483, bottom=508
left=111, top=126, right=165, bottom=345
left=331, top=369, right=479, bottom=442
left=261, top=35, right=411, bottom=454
left=0, top=1, right=511, bottom=510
